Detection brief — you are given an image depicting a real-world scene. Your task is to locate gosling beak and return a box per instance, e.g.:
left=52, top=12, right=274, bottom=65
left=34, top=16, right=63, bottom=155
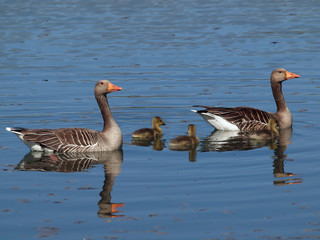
left=107, top=82, right=122, bottom=92
left=285, top=71, right=300, bottom=80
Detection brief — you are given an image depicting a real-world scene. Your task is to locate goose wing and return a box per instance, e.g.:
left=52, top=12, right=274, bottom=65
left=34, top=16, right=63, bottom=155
left=8, top=127, right=99, bottom=152
left=193, top=106, right=275, bottom=131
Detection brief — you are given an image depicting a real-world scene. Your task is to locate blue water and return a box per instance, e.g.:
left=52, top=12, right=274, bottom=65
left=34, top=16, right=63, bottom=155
left=1, top=0, right=320, bottom=239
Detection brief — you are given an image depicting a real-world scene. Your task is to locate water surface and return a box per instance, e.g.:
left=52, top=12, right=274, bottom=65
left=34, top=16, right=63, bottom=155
left=1, top=0, right=320, bottom=239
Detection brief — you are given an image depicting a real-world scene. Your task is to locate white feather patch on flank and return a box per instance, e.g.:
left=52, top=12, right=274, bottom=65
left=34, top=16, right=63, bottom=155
left=198, top=112, right=240, bottom=131
left=22, top=140, right=42, bottom=151
left=22, top=140, right=54, bottom=152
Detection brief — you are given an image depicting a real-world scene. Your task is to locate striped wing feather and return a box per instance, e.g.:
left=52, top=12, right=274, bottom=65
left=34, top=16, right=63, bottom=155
left=196, top=106, right=275, bottom=131
left=22, top=128, right=99, bottom=152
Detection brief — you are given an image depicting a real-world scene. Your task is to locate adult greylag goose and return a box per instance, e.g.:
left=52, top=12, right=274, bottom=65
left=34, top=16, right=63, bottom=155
left=131, top=116, right=166, bottom=140
left=192, top=68, right=300, bottom=131
left=169, top=124, right=199, bottom=149
left=6, top=80, right=123, bottom=152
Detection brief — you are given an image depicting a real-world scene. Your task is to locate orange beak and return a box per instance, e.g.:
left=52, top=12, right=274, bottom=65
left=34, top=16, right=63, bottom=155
left=285, top=71, right=300, bottom=80
left=111, top=203, right=125, bottom=213
left=107, top=82, right=122, bottom=92
left=288, top=173, right=299, bottom=177
left=288, top=181, right=303, bottom=185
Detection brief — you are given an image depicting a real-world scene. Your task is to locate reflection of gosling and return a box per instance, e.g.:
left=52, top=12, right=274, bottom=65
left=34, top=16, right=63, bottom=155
left=248, top=118, right=279, bottom=139
left=169, top=124, right=199, bottom=150
left=132, top=116, right=166, bottom=140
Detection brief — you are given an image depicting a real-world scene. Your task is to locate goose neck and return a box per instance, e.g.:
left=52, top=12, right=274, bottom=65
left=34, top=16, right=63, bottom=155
left=96, top=94, right=112, bottom=132
left=152, top=123, right=162, bottom=135
left=271, top=81, right=288, bottom=113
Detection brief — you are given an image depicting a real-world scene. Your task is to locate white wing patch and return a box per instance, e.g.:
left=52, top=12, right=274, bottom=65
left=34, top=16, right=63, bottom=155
left=193, top=111, right=240, bottom=131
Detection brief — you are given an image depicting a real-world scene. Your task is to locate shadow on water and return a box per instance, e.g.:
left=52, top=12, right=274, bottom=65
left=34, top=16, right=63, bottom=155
left=201, top=130, right=277, bottom=152
left=15, top=150, right=125, bottom=219
left=200, top=128, right=303, bottom=185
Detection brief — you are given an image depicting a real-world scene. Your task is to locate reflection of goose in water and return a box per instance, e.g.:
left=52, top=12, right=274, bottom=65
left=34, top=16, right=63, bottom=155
left=200, top=130, right=276, bottom=152
left=200, top=128, right=302, bottom=185
left=15, top=150, right=125, bottom=218
left=16, top=151, right=98, bottom=172
left=97, top=151, right=125, bottom=218
left=169, top=146, right=198, bottom=162
left=202, top=119, right=280, bottom=152
left=272, top=128, right=302, bottom=186
left=131, top=138, right=165, bottom=151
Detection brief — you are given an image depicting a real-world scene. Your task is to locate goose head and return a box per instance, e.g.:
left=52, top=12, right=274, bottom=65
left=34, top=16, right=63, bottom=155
left=271, top=68, right=300, bottom=83
left=95, top=80, right=122, bottom=96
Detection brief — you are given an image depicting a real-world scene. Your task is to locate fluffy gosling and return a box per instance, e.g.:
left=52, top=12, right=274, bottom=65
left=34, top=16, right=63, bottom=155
left=169, top=124, right=199, bottom=150
left=248, top=118, right=279, bottom=140
left=132, top=116, right=166, bottom=140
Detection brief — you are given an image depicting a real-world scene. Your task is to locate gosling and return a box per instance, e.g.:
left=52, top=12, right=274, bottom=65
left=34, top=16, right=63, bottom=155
left=132, top=116, right=166, bottom=140
left=169, top=124, right=199, bottom=149
left=248, top=118, right=279, bottom=140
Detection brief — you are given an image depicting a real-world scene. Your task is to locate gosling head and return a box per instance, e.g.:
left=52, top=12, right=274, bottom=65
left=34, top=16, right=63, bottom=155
left=268, top=118, right=279, bottom=137
left=152, top=116, right=166, bottom=128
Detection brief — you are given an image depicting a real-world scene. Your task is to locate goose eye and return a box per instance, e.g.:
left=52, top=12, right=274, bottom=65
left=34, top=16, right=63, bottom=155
left=100, top=82, right=104, bottom=85
left=279, top=71, right=282, bottom=73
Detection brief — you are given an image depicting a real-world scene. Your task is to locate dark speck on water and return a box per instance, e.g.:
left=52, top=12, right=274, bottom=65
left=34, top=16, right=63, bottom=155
left=1, top=0, right=320, bottom=240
